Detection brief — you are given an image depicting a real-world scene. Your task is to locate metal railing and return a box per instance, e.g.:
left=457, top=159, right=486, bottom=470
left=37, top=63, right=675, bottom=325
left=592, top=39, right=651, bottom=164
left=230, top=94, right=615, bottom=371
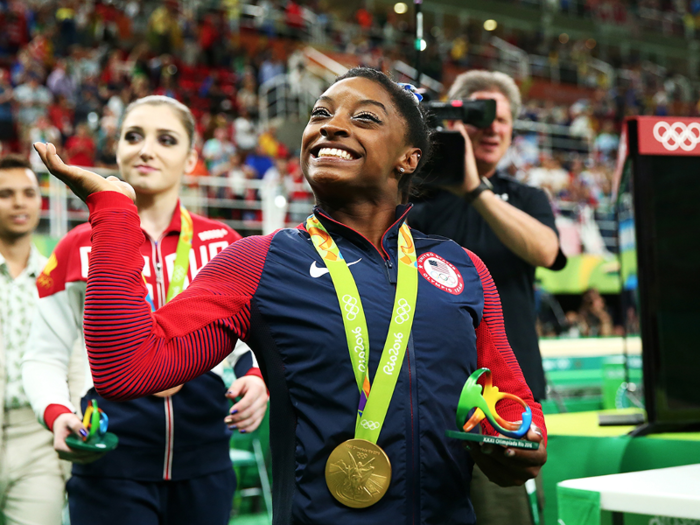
left=513, top=120, right=591, bottom=155
left=258, top=73, right=319, bottom=128
left=490, top=37, right=531, bottom=82
left=34, top=167, right=314, bottom=239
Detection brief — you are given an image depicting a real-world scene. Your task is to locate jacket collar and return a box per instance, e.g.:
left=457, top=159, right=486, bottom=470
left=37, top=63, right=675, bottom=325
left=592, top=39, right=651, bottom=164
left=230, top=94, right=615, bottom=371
left=311, top=204, right=413, bottom=260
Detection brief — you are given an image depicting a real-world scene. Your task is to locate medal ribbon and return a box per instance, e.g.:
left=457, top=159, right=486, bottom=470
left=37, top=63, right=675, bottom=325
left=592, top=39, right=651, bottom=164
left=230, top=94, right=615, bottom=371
left=144, top=206, right=193, bottom=311
left=306, top=214, right=418, bottom=443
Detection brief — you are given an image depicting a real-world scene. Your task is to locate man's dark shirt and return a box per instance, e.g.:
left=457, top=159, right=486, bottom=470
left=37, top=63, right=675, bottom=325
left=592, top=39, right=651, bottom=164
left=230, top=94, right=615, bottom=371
left=410, top=171, right=563, bottom=400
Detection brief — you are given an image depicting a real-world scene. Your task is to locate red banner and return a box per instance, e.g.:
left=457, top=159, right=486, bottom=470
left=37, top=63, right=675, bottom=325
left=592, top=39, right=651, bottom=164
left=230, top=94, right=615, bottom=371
left=637, top=116, right=700, bottom=156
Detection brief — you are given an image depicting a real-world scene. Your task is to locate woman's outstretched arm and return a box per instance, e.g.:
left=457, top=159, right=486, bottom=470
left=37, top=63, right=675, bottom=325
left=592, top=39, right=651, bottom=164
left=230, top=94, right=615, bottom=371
left=33, top=142, right=270, bottom=400
left=84, top=191, right=271, bottom=400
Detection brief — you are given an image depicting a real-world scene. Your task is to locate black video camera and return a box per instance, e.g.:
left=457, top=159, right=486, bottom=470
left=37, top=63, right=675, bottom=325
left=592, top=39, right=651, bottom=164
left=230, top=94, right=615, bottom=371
left=417, top=99, right=496, bottom=188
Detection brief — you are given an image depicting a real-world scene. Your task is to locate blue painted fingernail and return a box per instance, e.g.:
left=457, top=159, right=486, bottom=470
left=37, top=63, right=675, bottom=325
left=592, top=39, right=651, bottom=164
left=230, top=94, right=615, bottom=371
left=79, top=429, right=88, bottom=437
left=229, top=425, right=237, bottom=429
left=231, top=409, right=238, bottom=414
left=240, top=429, right=247, bottom=434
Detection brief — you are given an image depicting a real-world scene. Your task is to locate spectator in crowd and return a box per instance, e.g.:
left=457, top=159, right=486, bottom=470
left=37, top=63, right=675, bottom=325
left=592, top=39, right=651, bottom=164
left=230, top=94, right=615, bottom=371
left=227, top=151, right=250, bottom=201
left=98, top=107, right=119, bottom=145
left=28, top=116, right=61, bottom=167
left=74, top=80, right=103, bottom=123
left=573, top=288, right=615, bottom=336
left=233, top=107, right=259, bottom=153
left=569, top=104, right=596, bottom=145
left=236, top=69, right=259, bottom=118
left=64, top=123, right=96, bottom=167
left=202, top=125, right=237, bottom=176
left=95, top=135, right=118, bottom=169
left=106, top=85, right=132, bottom=123
left=411, top=70, right=565, bottom=525
left=147, top=2, right=182, bottom=56
left=198, top=12, right=220, bottom=67
left=259, top=52, right=285, bottom=86
left=0, top=71, right=16, bottom=153
left=527, top=155, right=571, bottom=196
left=261, top=156, right=291, bottom=234
left=245, top=144, right=275, bottom=179
left=0, top=155, right=66, bottom=525
left=14, top=73, right=53, bottom=143
left=48, top=94, right=75, bottom=144
left=46, top=58, right=76, bottom=103
left=593, top=120, right=620, bottom=161
left=259, top=125, right=289, bottom=158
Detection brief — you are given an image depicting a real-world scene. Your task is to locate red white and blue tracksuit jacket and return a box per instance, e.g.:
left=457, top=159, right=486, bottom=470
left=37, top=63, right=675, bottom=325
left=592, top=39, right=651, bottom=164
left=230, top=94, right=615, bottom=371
left=80, top=192, right=546, bottom=524
left=22, top=201, right=261, bottom=481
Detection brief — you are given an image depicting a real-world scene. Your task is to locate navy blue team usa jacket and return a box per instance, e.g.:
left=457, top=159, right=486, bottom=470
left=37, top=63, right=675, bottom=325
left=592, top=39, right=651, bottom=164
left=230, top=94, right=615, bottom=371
left=81, top=192, right=547, bottom=525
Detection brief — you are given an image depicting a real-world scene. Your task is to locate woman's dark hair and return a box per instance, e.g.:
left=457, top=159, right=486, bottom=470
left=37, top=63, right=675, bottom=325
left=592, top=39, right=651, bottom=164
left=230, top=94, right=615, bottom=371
left=333, top=67, right=433, bottom=201
left=0, top=154, right=32, bottom=171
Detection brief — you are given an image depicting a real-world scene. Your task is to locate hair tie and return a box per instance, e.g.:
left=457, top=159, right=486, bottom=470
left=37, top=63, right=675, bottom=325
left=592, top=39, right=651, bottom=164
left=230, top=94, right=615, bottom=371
left=397, top=83, right=423, bottom=104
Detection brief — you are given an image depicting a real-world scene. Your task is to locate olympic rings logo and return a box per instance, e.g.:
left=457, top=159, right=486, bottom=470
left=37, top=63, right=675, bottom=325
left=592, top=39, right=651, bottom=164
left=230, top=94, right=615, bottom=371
left=342, top=295, right=360, bottom=321
left=394, top=298, right=411, bottom=324
left=361, top=420, right=380, bottom=430
left=653, top=121, right=700, bottom=151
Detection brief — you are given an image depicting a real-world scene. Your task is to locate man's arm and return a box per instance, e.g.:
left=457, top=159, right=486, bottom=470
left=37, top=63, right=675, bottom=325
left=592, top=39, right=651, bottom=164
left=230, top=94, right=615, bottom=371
left=450, top=121, right=559, bottom=268
left=22, top=240, right=106, bottom=463
left=22, top=291, right=82, bottom=427
left=22, top=239, right=84, bottom=428
left=471, top=190, right=559, bottom=268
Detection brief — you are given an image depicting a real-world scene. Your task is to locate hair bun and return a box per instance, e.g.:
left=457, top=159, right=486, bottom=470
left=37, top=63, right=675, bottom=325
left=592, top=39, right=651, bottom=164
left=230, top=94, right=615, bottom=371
left=396, top=83, right=423, bottom=104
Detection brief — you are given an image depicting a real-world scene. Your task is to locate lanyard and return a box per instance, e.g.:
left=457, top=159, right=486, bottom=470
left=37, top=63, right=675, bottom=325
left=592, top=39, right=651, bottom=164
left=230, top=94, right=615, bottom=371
left=306, top=214, right=418, bottom=443
left=144, top=206, right=193, bottom=312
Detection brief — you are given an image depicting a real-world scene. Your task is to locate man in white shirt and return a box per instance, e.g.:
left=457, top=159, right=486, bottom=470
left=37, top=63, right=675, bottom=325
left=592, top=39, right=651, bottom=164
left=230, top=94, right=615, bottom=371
left=0, top=155, right=65, bottom=525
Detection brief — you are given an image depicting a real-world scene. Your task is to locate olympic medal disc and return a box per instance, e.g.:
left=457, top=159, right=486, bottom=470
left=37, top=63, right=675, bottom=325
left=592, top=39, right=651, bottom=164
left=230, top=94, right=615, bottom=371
left=325, top=439, right=392, bottom=508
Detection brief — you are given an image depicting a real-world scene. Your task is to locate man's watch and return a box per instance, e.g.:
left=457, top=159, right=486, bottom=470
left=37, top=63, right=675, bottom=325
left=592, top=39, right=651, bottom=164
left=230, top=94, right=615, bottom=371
left=464, top=177, right=494, bottom=203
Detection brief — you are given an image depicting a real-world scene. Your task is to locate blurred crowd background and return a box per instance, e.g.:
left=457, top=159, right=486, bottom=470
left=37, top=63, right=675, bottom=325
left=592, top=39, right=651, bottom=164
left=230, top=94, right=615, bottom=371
left=2, top=0, right=695, bottom=340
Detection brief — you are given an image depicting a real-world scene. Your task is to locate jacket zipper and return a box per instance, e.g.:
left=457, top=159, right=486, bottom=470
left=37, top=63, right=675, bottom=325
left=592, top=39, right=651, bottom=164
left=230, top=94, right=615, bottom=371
left=407, top=337, right=420, bottom=525
left=384, top=259, right=396, bottom=285
left=163, top=395, right=174, bottom=480
left=151, top=234, right=175, bottom=481
left=155, top=240, right=167, bottom=308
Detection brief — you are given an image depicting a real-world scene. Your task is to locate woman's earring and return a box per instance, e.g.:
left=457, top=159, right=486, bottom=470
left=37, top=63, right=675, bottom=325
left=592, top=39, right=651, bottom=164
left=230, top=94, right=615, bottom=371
left=398, top=167, right=405, bottom=173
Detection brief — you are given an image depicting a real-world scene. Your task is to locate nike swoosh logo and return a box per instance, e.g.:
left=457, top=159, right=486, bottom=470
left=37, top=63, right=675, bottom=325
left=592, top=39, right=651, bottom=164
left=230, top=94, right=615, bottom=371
left=309, top=259, right=362, bottom=278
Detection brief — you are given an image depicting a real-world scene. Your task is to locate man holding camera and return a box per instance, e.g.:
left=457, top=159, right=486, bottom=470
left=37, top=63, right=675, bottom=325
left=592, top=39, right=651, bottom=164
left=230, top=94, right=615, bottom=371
left=411, top=70, right=565, bottom=524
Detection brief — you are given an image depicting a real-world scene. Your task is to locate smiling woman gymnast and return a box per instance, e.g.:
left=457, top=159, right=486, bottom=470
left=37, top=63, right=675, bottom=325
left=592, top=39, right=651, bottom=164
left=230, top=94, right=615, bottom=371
left=34, top=68, right=547, bottom=525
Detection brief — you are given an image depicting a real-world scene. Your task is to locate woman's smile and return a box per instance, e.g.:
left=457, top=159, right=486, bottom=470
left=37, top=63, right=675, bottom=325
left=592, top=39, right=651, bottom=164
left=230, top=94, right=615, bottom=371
left=310, top=142, right=362, bottom=166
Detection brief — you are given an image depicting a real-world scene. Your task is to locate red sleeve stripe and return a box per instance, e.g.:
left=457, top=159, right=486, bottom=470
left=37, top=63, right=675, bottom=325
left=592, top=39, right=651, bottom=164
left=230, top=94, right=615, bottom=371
left=464, top=248, right=547, bottom=445
left=83, top=192, right=271, bottom=401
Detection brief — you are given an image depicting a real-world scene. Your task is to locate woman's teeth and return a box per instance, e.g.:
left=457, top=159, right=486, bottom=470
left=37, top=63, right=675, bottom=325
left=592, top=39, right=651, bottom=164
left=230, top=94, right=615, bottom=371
left=317, top=148, right=354, bottom=160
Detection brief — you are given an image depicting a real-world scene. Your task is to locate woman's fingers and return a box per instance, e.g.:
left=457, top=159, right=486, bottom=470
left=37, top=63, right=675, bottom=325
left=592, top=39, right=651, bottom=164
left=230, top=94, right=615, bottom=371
left=33, top=142, right=136, bottom=202
left=227, top=396, right=268, bottom=428
left=466, top=426, right=547, bottom=487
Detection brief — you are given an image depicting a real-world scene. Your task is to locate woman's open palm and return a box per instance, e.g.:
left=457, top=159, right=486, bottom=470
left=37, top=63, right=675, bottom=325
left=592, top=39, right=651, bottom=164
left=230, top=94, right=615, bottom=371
left=33, top=142, right=136, bottom=202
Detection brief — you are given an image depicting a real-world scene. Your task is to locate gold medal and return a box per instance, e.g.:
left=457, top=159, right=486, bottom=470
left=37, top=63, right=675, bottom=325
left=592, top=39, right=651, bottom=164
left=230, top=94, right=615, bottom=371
left=325, top=439, right=392, bottom=508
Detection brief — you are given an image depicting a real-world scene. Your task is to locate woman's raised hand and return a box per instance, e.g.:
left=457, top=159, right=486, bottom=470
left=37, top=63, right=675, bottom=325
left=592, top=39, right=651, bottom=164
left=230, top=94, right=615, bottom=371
left=33, top=142, right=136, bottom=202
